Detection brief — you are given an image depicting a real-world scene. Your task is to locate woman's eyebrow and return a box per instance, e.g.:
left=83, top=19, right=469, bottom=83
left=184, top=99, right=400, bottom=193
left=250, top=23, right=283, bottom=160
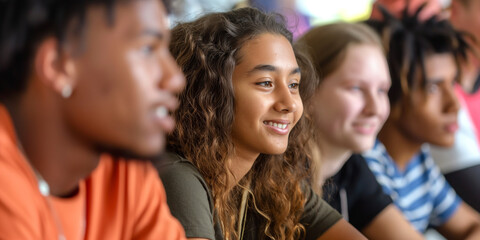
left=247, top=64, right=300, bottom=76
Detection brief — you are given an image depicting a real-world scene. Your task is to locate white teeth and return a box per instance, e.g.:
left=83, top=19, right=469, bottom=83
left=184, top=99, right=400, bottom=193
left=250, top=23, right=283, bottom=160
left=155, top=106, right=168, bottom=118
left=264, top=121, right=287, bottom=129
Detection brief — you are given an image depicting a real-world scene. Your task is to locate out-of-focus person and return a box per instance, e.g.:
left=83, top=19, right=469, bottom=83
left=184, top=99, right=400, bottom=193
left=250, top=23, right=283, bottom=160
left=298, top=22, right=425, bottom=240
left=0, top=0, right=186, bottom=239
left=428, top=0, right=480, bottom=212
left=364, top=6, right=480, bottom=239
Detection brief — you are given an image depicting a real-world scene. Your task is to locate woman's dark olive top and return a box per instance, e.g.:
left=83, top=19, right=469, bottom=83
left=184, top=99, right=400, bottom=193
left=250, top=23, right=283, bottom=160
left=157, top=153, right=342, bottom=240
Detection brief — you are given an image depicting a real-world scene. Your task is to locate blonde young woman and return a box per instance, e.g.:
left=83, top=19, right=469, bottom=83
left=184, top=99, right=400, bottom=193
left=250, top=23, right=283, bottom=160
left=297, top=22, right=424, bottom=239
left=157, top=7, right=365, bottom=240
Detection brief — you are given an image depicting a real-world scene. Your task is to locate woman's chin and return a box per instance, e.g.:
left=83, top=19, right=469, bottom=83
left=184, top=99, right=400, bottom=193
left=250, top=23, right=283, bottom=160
left=351, top=143, right=375, bottom=153
left=263, top=146, right=288, bottom=156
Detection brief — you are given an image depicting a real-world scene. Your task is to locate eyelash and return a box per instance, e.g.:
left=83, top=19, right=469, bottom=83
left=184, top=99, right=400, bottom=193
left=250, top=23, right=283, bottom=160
left=426, top=83, right=439, bottom=93
left=350, top=86, right=361, bottom=91
left=140, top=44, right=157, bottom=56
left=347, top=86, right=389, bottom=95
left=255, top=81, right=300, bottom=90
left=379, top=87, right=389, bottom=94
left=289, top=83, right=300, bottom=89
left=256, top=81, right=273, bottom=88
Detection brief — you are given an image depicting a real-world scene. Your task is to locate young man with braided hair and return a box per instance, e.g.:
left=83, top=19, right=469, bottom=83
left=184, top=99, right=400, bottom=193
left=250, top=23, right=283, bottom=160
left=364, top=5, right=480, bottom=239
left=427, top=0, right=480, bottom=212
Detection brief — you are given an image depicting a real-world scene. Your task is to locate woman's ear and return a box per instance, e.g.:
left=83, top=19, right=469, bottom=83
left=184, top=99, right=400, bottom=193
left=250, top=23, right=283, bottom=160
left=34, top=37, right=77, bottom=98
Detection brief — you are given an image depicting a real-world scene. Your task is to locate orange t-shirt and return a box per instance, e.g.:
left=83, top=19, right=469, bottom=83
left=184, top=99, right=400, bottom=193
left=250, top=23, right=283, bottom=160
left=0, top=105, right=186, bottom=240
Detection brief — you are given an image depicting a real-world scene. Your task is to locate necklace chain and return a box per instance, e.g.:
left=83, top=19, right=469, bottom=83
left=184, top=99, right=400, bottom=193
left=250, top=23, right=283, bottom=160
left=35, top=170, right=67, bottom=240
left=16, top=130, right=85, bottom=239
left=31, top=162, right=86, bottom=240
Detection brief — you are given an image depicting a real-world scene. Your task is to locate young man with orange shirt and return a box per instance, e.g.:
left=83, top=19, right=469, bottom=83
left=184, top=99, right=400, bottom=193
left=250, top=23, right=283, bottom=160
left=0, top=0, right=186, bottom=239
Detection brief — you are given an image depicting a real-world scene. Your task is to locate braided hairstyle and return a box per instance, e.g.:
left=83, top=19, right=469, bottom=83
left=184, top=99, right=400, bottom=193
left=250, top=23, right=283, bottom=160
left=366, top=4, right=470, bottom=105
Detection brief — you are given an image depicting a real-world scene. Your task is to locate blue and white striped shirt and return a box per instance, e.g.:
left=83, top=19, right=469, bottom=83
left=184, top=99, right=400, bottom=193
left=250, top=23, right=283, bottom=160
left=363, top=140, right=461, bottom=232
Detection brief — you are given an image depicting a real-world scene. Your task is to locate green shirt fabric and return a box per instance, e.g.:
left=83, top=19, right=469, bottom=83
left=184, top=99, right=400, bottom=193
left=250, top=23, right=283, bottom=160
left=157, top=153, right=341, bottom=240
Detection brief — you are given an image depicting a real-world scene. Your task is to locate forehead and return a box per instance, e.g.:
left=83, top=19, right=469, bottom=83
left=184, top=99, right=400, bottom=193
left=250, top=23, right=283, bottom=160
left=236, top=33, right=297, bottom=70
left=423, top=53, right=456, bottom=80
left=342, top=44, right=385, bottom=72
left=329, top=44, right=390, bottom=84
left=464, top=0, right=480, bottom=9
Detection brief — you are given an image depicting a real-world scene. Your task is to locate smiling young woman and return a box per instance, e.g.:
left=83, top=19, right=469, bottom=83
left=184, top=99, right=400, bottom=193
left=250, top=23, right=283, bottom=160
left=297, top=22, right=424, bottom=240
left=156, top=7, right=365, bottom=240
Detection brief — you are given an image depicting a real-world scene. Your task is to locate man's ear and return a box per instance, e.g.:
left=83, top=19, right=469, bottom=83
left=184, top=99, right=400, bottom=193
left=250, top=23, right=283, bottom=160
left=34, top=37, right=77, bottom=98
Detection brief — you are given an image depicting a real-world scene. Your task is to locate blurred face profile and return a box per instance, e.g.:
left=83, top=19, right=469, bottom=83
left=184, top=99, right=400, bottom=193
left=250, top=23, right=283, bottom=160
left=396, top=53, right=459, bottom=147
left=63, top=0, right=184, bottom=158
left=310, top=44, right=391, bottom=152
left=231, top=33, right=303, bottom=156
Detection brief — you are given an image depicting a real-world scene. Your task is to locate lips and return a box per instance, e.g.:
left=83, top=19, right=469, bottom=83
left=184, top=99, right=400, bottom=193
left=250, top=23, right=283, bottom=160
left=264, top=121, right=287, bottom=129
left=263, top=119, right=290, bottom=135
left=153, top=92, right=179, bottom=133
left=444, top=122, right=459, bottom=133
left=352, top=122, right=377, bottom=135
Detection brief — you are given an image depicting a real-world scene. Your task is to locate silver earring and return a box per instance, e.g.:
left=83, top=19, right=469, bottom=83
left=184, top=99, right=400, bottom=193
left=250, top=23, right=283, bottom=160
left=61, top=85, right=72, bottom=98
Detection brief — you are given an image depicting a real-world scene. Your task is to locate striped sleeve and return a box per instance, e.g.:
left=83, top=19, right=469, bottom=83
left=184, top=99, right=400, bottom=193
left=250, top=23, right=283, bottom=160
left=363, top=145, right=394, bottom=197
left=426, top=156, right=461, bottom=227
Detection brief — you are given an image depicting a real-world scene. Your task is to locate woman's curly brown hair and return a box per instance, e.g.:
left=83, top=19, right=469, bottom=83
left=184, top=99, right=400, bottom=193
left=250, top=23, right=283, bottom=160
left=168, top=7, right=318, bottom=240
